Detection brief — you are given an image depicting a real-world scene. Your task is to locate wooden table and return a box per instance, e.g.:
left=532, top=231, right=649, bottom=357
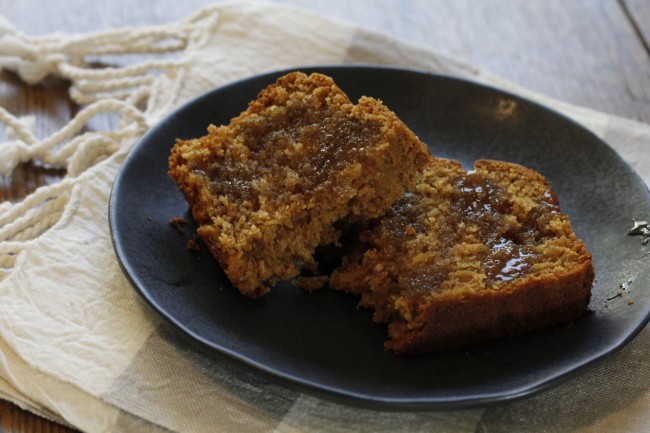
left=0, top=0, right=649, bottom=431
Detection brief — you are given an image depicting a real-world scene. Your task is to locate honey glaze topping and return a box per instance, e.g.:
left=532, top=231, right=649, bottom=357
left=483, top=237, right=534, bottom=283
left=376, top=169, right=563, bottom=295
left=454, top=173, right=562, bottom=286
left=462, top=173, right=562, bottom=286
left=196, top=102, right=381, bottom=206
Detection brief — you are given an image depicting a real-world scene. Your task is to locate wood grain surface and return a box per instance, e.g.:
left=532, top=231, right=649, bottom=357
left=1, top=0, right=649, bottom=431
left=0, top=402, right=76, bottom=433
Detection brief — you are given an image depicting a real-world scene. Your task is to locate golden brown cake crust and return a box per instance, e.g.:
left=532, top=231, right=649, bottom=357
left=169, top=72, right=431, bottom=297
left=330, top=158, right=594, bottom=354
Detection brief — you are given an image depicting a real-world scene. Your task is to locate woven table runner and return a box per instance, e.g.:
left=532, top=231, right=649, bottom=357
left=1, top=2, right=649, bottom=432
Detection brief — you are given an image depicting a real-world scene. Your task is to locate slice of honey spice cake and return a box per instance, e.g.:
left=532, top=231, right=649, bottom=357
left=169, top=72, right=432, bottom=297
left=330, top=158, right=594, bottom=354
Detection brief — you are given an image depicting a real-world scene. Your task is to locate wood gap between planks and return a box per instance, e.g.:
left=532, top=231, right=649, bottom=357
left=619, top=0, right=650, bottom=58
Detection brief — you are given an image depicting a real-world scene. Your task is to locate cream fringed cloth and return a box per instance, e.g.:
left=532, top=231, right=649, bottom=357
left=1, top=2, right=650, bottom=432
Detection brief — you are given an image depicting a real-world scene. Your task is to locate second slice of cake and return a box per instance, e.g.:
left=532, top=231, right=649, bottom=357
left=169, top=72, right=431, bottom=297
left=330, top=158, right=594, bottom=354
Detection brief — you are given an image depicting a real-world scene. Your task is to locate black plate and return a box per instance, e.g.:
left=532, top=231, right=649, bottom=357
left=109, top=66, right=650, bottom=409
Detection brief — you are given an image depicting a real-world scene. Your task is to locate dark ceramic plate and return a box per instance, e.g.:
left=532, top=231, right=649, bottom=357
left=109, top=66, right=650, bottom=409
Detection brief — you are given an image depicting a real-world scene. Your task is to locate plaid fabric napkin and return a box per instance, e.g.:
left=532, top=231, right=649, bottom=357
left=1, top=2, right=649, bottom=432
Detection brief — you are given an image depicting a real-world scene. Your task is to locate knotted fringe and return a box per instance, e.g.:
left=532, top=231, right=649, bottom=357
left=0, top=6, right=221, bottom=278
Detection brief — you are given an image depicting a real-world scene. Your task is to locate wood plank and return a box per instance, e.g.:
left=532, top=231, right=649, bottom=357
left=1, top=0, right=648, bottom=122
left=623, top=0, right=650, bottom=52
left=268, top=0, right=650, bottom=123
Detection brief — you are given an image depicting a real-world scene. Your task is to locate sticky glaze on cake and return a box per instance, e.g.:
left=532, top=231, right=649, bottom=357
left=330, top=158, right=594, bottom=354
left=169, top=72, right=431, bottom=297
